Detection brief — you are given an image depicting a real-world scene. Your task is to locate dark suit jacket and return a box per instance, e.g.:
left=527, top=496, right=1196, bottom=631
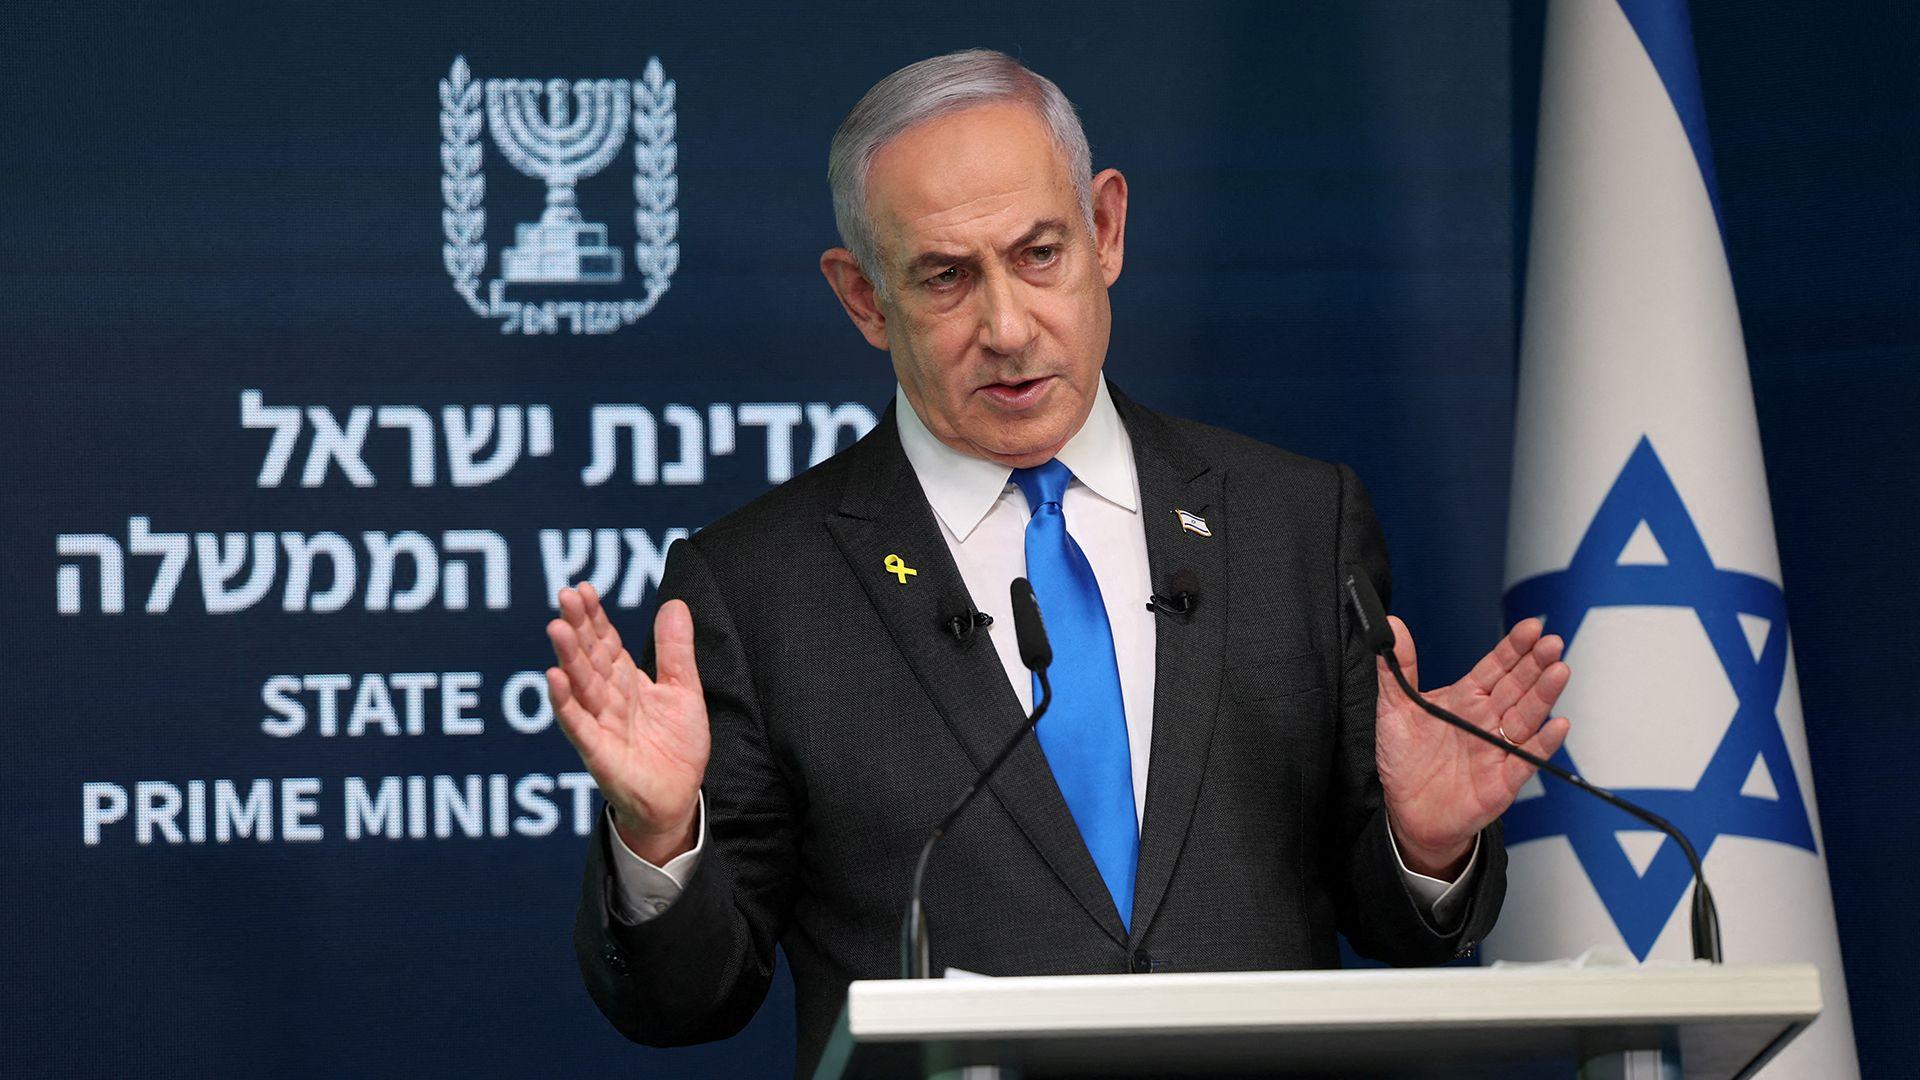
left=574, top=386, right=1505, bottom=1075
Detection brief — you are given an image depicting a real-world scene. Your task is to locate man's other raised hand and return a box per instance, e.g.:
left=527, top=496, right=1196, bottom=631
left=546, top=583, right=708, bottom=865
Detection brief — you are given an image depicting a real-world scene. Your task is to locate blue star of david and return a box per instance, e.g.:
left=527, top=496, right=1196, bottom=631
left=1501, top=436, right=1817, bottom=959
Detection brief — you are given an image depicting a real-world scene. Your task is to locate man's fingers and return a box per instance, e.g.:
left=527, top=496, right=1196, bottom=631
left=559, top=586, right=619, bottom=682
left=1383, top=615, right=1420, bottom=692
left=546, top=667, right=607, bottom=764
left=581, top=582, right=627, bottom=656
left=1498, top=660, right=1571, bottom=745
left=548, top=617, right=612, bottom=716
left=1487, top=633, right=1564, bottom=716
left=654, top=599, right=702, bottom=691
left=1464, top=618, right=1544, bottom=693
left=557, top=585, right=590, bottom=633
left=556, top=588, right=602, bottom=667
left=545, top=613, right=584, bottom=677
left=552, top=585, right=654, bottom=732
left=581, top=583, right=644, bottom=693
left=1504, top=716, right=1571, bottom=795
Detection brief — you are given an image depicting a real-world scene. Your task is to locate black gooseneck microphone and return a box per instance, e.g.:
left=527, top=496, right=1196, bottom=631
left=1341, top=570, right=1723, bottom=963
left=902, top=577, right=1053, bottom=979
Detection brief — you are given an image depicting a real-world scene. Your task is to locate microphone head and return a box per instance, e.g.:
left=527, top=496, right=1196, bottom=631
left=1009, top=578, right=1052, bottom=671
left=1170, top=568, right=1200, bottom=601
left=1341, top=570, right=1396, bottom=654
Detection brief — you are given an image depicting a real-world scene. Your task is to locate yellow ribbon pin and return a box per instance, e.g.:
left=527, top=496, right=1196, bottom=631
left=883, top=553, right=917, bottom=584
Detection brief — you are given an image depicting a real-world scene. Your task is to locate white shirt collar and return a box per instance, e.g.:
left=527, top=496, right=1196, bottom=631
left=895, top=374, right=1139, bottom=542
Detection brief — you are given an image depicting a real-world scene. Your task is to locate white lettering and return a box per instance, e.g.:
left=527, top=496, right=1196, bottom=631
left=280, top=777, right=323, bottom=841
left=513, top=773, right=557, bottom=837
left=556, top=772, right=599, bottom=836
left=135, top=781, right=184, bottom=844
left=82, top=782, right=128, bottom=845
left=440, top=671, right=483, bottom=735
left=501, top=670, right=552, bottom=734
left=261, top=675, right=306, bottom=737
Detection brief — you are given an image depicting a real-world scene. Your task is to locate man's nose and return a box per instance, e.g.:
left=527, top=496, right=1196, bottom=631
left=977, top=268, right=1039, bottom=358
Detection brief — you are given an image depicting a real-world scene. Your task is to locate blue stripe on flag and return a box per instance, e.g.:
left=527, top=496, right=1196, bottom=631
left=1615, top=0, right=1724, bottom=231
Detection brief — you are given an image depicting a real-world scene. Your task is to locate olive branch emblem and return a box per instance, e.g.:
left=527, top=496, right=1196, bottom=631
left=440, top=56, right=487, bottom=316
left=630, top=57, right=680, bottom=316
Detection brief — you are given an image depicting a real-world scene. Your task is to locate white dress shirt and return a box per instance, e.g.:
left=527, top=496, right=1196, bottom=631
left=608, top=376, right=1478, bottom=929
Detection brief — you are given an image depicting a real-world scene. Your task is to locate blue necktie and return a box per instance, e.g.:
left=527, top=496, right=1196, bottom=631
left=1011, top=459, right=1138, bottom=930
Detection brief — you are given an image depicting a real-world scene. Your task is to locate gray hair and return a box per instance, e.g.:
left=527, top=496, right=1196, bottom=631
left=828, top=49, right=1094, bottom=298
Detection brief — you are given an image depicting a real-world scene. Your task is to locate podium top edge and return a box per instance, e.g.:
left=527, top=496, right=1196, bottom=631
left=843, top=963, right=1822, bottom=1040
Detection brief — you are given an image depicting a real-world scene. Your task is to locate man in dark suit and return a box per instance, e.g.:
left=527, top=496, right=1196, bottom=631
left=547, top=50, right=1571, bottom=1076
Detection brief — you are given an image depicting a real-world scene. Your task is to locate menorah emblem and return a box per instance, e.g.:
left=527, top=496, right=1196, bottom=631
left=485, top=77, right=632, bottom=283
left=440, top=56, right=679, bottom=334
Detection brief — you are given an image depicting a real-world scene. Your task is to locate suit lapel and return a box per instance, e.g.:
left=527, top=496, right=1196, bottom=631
left=1111, top=388, right=1230, bottom=943
left=824, top=407, right=1130, bottom=947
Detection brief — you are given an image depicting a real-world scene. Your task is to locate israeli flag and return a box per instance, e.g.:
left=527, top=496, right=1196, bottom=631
left=1490, top=1, right=1858, bottom=1074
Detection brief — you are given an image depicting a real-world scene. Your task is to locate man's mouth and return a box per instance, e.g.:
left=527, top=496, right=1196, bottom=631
left=978, top=375, right=1053, bottom=409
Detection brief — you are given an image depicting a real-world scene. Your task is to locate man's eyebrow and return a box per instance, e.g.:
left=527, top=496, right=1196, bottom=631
left=904, top=248, right=972, bottom=278
left=1005, top=219, right=1069, bottom=253
left=900, top=219, right=1072, bottom=279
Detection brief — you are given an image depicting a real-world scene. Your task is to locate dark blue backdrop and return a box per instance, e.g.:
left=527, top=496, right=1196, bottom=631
left=1680, top=3, right=1920, bottom=1074
left=1, top=2, right=1911, bottom=1076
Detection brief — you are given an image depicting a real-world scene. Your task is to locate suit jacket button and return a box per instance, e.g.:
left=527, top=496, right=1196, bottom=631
left=1131, top=950, right=1154, bottom=974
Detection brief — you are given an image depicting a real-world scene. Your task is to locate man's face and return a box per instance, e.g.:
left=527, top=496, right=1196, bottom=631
left=826, top=102, right=1127, bottom=468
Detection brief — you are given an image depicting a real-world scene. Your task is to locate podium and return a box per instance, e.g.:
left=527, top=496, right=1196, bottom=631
left=814, top=964, right=1819, bottom=1079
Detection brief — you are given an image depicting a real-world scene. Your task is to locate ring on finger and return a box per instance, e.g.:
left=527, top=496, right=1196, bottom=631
left=1497, top=724, right=1518, bottom=746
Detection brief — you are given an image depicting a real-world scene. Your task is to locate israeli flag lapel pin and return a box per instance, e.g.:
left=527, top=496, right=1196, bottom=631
left=1176, top=509, right=1212, bottom=537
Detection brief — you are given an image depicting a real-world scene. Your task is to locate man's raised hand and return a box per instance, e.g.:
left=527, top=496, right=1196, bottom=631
left=546, top=583, right=709, bottom=865
left=1372, top=616, right=1573, bottom=879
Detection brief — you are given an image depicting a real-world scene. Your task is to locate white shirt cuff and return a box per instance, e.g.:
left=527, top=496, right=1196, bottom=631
left=1385, top=813, right=1481, bottom=932
left=607, top=792, right=706, bottom=923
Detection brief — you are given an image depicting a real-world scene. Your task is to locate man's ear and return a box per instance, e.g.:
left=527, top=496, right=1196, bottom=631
left=820, top=248, right=890, bottom=351
left=1090, top=168, right=1128, bottom=287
